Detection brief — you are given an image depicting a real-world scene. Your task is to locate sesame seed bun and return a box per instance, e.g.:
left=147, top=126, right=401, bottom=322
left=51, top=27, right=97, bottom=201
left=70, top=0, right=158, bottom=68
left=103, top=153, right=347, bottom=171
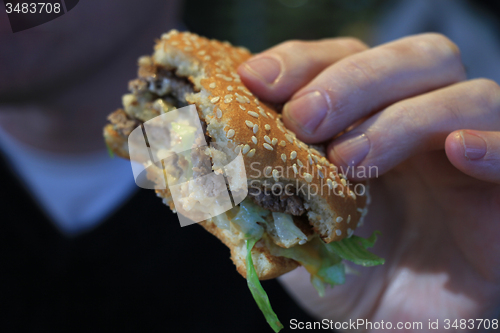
left=104, top=30, right=370, bottom=280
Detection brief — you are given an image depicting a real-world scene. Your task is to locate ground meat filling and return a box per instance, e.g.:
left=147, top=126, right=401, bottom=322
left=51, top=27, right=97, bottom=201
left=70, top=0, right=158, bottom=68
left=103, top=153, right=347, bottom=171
left=108, top=109, right=142, bottom=136
left=143, top=69, right=195, bottom=107
left=248, top=186, right=306, bottom=216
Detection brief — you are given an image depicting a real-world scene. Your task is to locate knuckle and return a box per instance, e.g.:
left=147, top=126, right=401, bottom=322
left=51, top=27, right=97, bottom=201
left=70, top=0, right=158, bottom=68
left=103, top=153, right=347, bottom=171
left=336, top=37, right=368, bottom=53
left=473, top=78, right=500, bottom=94
left=388, top=102, right=428, bottom=140
left=470, top=78, right=500, bottom=111
left=277, top=39, right=307, bottom=53
left=420, top=33, right=462, bottom=60
left=339, top=57, right=377, bottom=87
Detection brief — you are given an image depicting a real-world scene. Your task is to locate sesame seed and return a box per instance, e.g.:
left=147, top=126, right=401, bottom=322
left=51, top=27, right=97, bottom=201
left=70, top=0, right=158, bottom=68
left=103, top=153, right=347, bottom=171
left=251, top=136, right=257, bottom=144
left=271, top=138, right=277, bottom=145
left=285, top=134, right=294, bottom=143
left=224, top=94, right=233, bottom=103
left=226, top=129, right=235, bottom=138
left=204, top=55, right=211, bottom=61
left=216, top=108, right=222, bottom=118
left=340, top=192, right=345, bottom=198
left=329, top=172, right=335, bottom=179
left=332, top=165, right=338, bottom=172
left=313, top=155, right=319, bottom=163
left=350, top=191, right=356, bottom=200
left=242, top=144, right=250, bottom=154
left=227, top=85, right=233, bottom=91
left=234, top=145, right=242, bottom=154
left=290, top=151, right=297, bottom=160
left=336, top=216, right=343, bottom=223
left=245, top=120, right=253, bottom=128
left=254, top=98, right=260, bottom=105
left=335, top=229, right=342, bottom=236
left=253, top=124, right=258, bottom=134
left=211, top=97, right=220, bottom=103
left=318, top=170, right=324, bottom=178
left=263, top=143, right=273, bottom=151
left=292, top=164, right=298, bottom=175
left=333, top=181, right=339, bottom=188
left=272, top=169, right=280, bottom=182
left=264, top=166, right=272, bottom=176
left=281, top=154, right=286, bottom=163
left=327, top=179, right=333, bottom=189
left=317, top=164, right=322, bottom=170
left=184, top=46, right=193, bottom=51
left=247, top=149, right=256, bottom=157
left=198, top=50, right=207, bottom=56
left=216, top=73, right=232, bottom=81
left=341, top=178, right=347, bottom=186
left=239, top=105, right=246, bottom=110
left=266, top=112, right=274, bottom=119
left=304, top=173, right=313, bottom=183
left=265, top=124, right=271, bottom=131
left=235, top=95, right=247, bottom=103
left=297, top=159, right=303, bottom=167
left=347, top=228, right=353, bottom=237
left=308, top=154, right=313, bottom=165
left=259, top=110, right=268, bottom=118
left=209, top=82, right=216, bottom=89
left=279, top=140, right=286, bottom=147
left=264, top=135, right=271, bottom=144
left=347, top=215, right=351, bottom=224
left=248, top=111, right=259, bottom=118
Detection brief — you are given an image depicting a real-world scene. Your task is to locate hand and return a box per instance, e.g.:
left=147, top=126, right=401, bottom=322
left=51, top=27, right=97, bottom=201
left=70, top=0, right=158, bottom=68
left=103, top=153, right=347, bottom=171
left=238, top=34, right=500, bottom=331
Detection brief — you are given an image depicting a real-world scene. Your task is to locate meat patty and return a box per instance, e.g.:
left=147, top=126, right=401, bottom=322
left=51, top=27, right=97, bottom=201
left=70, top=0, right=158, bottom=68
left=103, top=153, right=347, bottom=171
left=107, top=109, right=142, bottom=136
left=248, top=186, right=306, bottom=216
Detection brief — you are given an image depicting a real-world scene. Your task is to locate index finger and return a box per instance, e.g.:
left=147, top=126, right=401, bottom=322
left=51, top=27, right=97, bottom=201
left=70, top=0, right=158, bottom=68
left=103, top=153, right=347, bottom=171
left=237, top=38, right=367, bottom=104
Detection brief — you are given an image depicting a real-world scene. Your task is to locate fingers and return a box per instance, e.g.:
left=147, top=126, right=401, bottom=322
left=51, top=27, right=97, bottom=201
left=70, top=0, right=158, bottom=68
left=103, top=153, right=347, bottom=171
left=327, top=79, right=500, bottom=179
left=281, top=33, right=467, bottom=143
left=446, top=130, right=500, bottom=185
left=237, top=38, right=367, bottom=103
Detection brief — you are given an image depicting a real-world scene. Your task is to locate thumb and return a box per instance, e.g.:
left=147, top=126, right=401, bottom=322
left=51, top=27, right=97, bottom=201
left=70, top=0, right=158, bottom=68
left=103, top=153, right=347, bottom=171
left=445, top=130, right=500, bottom=185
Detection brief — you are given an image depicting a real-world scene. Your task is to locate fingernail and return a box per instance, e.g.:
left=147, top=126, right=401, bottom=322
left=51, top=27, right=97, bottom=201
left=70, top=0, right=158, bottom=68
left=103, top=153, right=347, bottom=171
left=460, top=130, right=486, bottom=160
left=333, top=132, right=370, bottom=166
left=241, top=56, right=281, bottom=85
left=283, top=91, right=328, bottom=134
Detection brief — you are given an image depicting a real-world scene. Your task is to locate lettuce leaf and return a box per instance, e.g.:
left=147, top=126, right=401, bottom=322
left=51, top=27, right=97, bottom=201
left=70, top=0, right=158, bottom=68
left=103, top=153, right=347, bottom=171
left=105, top=141, right=114, bottom=158
left=264, top=236, right=345, bottom=296
left=245, top=238, right=283, bottom=332
left=232, top=199, right=269, bottom=239
left=170, top=121, right=197, bottom=152
left=326, top=231, right=385, bottom=267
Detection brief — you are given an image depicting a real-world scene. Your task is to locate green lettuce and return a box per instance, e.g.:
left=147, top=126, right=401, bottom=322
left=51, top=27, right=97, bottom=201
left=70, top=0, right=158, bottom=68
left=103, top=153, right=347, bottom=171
left=171, top=121, right=197, bottom=152
left=231, top=199, right=269, bottom=239
left=326, top=231, right=385, bottom=267
left=264, top=236, right=345, bottom=297
left=105, top=141, right=114, bottom=158
left=245, top=238, right=283, bottom=332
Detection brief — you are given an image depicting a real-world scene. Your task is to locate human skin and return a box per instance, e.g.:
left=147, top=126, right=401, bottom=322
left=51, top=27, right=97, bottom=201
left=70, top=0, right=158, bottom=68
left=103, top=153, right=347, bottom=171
left=238, top=34, right=500, bottom=332
left=0, top=0, right=182, bottom=153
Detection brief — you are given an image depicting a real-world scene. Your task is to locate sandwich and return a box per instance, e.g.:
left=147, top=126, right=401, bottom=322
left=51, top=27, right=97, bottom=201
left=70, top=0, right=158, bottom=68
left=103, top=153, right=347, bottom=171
left=104, top=30, right=384, bottom=332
